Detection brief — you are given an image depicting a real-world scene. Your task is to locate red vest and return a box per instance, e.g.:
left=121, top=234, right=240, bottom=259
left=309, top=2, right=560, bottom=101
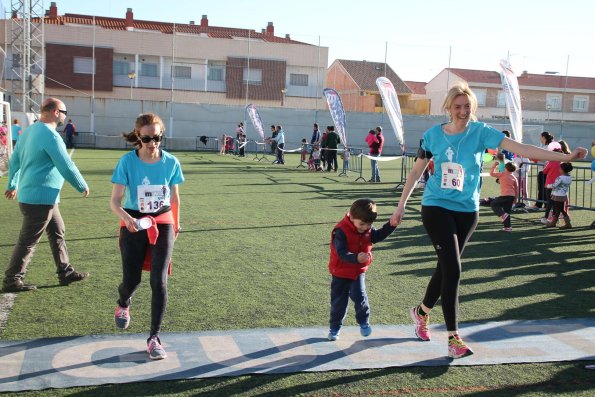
left=328, top=215, right=373, bottom=280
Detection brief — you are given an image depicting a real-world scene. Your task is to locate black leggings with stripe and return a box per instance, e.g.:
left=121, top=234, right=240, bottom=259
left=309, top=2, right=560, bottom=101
left=420, top=206, right=478, bottom=331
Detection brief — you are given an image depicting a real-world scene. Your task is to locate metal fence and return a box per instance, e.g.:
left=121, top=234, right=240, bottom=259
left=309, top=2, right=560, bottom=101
left=521, top=161, right=594, bottom=211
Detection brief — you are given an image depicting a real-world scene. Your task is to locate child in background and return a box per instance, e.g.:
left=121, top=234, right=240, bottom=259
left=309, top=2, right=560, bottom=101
left=342, top=146, right=350, bottom=173
left=219, top=134, right=226, bottom=155
left=489, top=161, right=518, bottom=232
left=546, top=162, right=573, bottom=229
left=300, top=138, right=309, bottom=163
left=512, top=154, right=530, bottom=202
left=327, top=198, right=396, bottom=341
left=542, top=141, right=571, bottom=224
left=310, top=145, right=322, bottom=171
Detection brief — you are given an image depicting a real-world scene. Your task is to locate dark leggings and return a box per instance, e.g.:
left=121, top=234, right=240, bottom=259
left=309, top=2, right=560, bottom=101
left=536, top=171, right=546, bottom=208
left=490, top=196, right=515, bottom=228
left=552, top=200, right=569, bottom=218
left=118, top=224, right=175, bottom=336
left=421, top=206, right=478, bottom=331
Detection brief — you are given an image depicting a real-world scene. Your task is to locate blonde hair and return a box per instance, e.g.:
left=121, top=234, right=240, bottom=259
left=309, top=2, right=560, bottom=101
left=122, top=113, right=165, bottom=148
left=442, top=82, right=478, bottom=121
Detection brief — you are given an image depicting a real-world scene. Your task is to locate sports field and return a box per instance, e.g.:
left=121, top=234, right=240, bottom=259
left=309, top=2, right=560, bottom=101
left=0, top=149, right=594, bottom=396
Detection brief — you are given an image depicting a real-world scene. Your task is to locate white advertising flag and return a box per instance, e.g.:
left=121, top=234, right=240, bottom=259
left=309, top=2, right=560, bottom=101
left=245, top=104, right=265, bottom=140
left=376, top=77, right=405, bottom=152
left=499, top=59, right=523, bottom=143
left=323, top=88, right=347, bottom=145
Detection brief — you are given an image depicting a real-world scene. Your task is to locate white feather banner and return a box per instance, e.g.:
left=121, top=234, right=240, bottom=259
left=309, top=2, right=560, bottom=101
left=499, top=59, right=523, bottom=143
left=245, top=104, right=265, bottom=141
left=376, top=77, right=405, bottom=152
left=323, top=88, right=347, bottom=145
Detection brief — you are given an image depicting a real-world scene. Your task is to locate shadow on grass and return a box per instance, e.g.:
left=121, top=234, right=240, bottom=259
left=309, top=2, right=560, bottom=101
left=59, top=362, right=595, bottom=397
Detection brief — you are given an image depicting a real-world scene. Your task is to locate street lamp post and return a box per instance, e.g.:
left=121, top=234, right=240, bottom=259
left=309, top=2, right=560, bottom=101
left=128, top=71, right=136, bottom=100
left=281, top=88, right=287, bottom=107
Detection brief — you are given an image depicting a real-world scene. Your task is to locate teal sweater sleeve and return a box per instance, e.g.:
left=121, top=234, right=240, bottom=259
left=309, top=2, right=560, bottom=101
left=7, top=122, right=88, bottom=204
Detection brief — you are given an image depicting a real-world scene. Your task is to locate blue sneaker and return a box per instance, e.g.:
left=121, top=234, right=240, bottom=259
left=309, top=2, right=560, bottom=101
left=327, top=329, right=340, bottom=341
left=360, top=323, right=372, bottom=337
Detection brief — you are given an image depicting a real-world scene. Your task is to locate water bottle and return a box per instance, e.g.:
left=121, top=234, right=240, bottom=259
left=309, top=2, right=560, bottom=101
left=136, top=217, right=152, bottom=230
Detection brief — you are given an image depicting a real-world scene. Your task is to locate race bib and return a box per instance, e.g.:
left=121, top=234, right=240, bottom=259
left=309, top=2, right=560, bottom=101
left=137, top=184, right=170, bottom=213
left=441, top=162, right=464, bottom=191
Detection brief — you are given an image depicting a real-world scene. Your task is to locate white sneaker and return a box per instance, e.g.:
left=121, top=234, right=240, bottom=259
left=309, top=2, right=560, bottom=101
left=540, top=217, right=549, bottom=225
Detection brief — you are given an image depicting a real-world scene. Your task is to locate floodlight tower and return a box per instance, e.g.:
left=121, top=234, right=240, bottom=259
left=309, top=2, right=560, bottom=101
left=9, top=0, right=44, bottom=114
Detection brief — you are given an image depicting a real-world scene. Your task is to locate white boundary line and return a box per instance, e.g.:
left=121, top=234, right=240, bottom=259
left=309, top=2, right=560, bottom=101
left=0, top=293, right=16, bottom=334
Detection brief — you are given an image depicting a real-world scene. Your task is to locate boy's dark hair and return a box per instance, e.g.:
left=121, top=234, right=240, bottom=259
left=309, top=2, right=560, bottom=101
left=504, top=162, right=517, bottom=172
left=349, top=198, right=378, bottom=224
left=560, top=162, right=573, bottom=173
left=501, top=130, right=511, bottom=138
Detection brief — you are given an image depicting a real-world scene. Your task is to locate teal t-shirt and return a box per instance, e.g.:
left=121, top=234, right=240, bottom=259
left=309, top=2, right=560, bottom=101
left=11, top=125, right=22, bottom=142
left=7, top=122, right=88, bottom=204
left=111, top=150, right=184, bottom=213
left=421, top=122, right=504, bottom=212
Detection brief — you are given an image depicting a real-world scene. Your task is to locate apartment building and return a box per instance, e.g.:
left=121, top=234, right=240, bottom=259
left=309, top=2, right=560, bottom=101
left=1, top=2, right=329, bottom=110
left=425, top=68, right=595, bottom=122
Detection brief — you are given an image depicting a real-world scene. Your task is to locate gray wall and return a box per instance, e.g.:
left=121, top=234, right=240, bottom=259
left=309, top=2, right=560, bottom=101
left=63, top=97, right=594, bottom=155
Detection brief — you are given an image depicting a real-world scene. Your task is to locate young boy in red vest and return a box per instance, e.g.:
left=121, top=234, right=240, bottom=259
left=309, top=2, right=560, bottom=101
left=327, top=198, right=397, bottom=340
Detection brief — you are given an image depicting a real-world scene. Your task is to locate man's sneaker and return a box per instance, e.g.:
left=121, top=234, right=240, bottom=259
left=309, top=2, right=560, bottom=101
left=501, top=227, right=513, bottom=232
left=59, top=270, right=90, bottom=286
left=539, top=217, right=549, bottom=225
left=147, top=335, right=167, bottom=360
left=410, top=306, right=431, bottom=341
left=360, top=323, right=372, bottom=337
left=2, top=279, right=37, bottom=292
left=500, top=213, right=509, bottom=223
left=327, top=329, right=340, bottom=341
left=115, top=305, right=130, bottom=329
left=448, top=335, right=474, bottom=359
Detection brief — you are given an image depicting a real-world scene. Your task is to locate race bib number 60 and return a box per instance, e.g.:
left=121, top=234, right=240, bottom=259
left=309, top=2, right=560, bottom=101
left=441, top=162, right=464, bottom=192
left=137, top=184, right=170, bottom=213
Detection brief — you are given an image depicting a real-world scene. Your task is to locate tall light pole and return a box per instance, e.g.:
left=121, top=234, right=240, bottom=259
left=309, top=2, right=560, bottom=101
left=281, top=88, right=287, bottom=107
left=128, top=71, right=136, bottom=100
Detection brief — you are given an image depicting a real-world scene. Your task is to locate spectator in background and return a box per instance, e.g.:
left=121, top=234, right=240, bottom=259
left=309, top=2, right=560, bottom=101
left=310, top=123, right=321, bottom=153
left=3, top=98, right=90, bottom=293
left=235, top=122, right=244, bottom=155
left=64, top=119, right=77, bottom=149
left=325, top=126, right=341, bottom=172
left=270, top=125, right=278, bottom=157
left=531, top=131, right=561, bottom=210
left=366, top=127, right=384, bottom=182
left=269, top=125, right=285, bottom=165
left=541, top=141, right=571, bottom=224
left=11, top=119, right=22, bottom=148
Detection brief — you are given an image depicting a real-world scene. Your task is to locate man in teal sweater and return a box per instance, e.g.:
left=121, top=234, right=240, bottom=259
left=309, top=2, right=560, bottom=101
left=3, top=98, right=90, bottom=292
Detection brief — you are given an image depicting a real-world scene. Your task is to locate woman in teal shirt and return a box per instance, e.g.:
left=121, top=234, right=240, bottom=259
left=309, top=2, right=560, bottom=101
left=110, top=113, right=184, bottom=361
left=390, top=82, right=587, bottom=359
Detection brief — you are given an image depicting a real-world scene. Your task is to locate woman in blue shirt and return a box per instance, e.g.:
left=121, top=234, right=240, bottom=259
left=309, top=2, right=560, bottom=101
left=390, top=82, right=587, bottom=359
left=110, top=113, right=184, bottom=360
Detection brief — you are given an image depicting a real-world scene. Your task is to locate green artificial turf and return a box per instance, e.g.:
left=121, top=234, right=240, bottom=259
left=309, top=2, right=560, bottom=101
left=0, top=149, right=593, bottom=396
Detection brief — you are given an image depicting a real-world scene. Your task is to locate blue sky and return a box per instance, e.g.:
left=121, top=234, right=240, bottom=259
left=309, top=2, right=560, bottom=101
left=4, top=0, right=595, bottom=82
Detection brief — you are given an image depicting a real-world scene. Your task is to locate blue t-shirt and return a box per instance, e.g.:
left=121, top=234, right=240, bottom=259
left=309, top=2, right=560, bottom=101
left=11, top=125, right=22, bottom=142
left=111, top=149, right=184, bottom=213
left=421, top=122, right=504, bottom=212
